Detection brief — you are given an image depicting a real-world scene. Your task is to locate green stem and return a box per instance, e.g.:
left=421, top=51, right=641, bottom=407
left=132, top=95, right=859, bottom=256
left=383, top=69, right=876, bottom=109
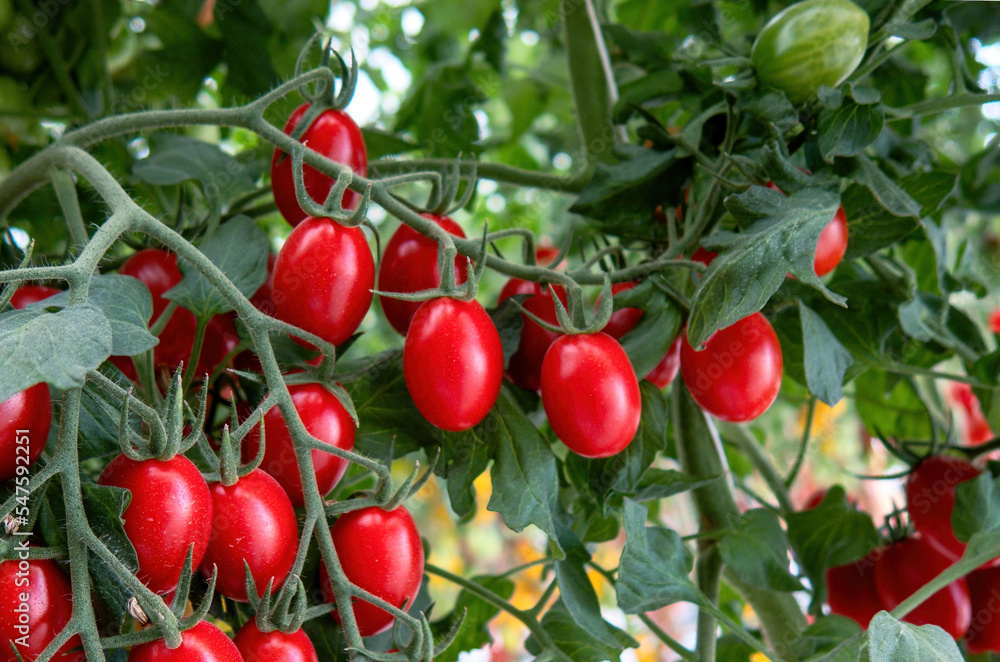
left=369, top=159, right=589, bottom=194
left=695, top=548, right=723, bottom=662
left=636, top=614, right=699, bottom=662
left=50, top=169, right=89, bottom=246
left=181, top=316, right=208, bottom=391
left=886, top=93, right=1000, bottom=119
left=785, top=399, right=816, bottom=488
left=722, top=424, right=795, bottom=514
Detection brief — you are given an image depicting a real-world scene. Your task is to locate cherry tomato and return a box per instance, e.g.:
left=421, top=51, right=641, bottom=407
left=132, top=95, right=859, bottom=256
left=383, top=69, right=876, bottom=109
left=0, top=558, right=83, bottom=662
left=98, top=454, right=213, bottom=594
left=118, top=249, right=180, bottom=320
left=874, top=536, right=971, bottom=638
left=9, top=285, right=61, bottom=309
left=990, top=309, right=1000, bottom=334
left=319, top=505, right=424, bottom=637
left=128, top=620, right=242, bottom=662
left=645, top=337, right=682, bottom=389
left=504, top=291, right=563, bottom=392
left=271, top=218, right=374, bottom=347
left=199, top=469, right=299, bottom=602
left=233, top=620, right=317, bottom=662
left=690, top=247, right=718, bottom=267
left=825, top=550, right=884, bottom=628
left=680, top=312, right=783, bottom=422
left=905, top=455, right=982, bottom=563
left=766, top=181, right=849, bottom=277
left=403, top=297, right=503, bottom=431
left=378, top=214, right=467, bottom=335
left=964, top=566, right=1000, bottom=653
left=540, top=332, right=641, bottom=458
left=948, top=382, right=993, bottom=445
left=243, top=383, right=355, bottom=508
left=0, top=383, right=51, bottom=482
left=271, top=104, right=367, bottom=226
left=602, top=281, right=643, bottom=340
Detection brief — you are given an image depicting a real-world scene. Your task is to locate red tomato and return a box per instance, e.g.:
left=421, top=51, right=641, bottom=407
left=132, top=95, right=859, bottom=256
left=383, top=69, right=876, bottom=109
left=874, top=536, right=971, bottom=638
left=905, top=455, right=981, bottom=562
left=505, top=291, right=563, bottom=392
left=243, top=383, right=355, bottom=508
left=766, top=181, right=848, bottom=276
left=98, top=454, right=213, bottom=594
left=825, top=550, right=885, bottom=628
left=271, top=218, right=374, bottom=347
left=233, top=620, right=317, bottom=662
left=128, top=620, right=242, bottom=662
left=948, top=382, right=993, bottom=444
left=680, top=313, right=783, bottom=422
left=602, top=281, right=643, bottom=340
left=540, top=332, right=641, bottom=458
left=0, top=383, right=51, bottom=482
left=319, top=505, right=424, bottom=637
left=378, top=214, right=467, bottom=335
left=990, top=308, right=1000, bottom=334
left=964, top=567, right=1000, bottom=653
left=690, top=247, right=718, bottom=267
left=271, top=104, right=367, bottom=226
left=9, top=285, right=61, bottom=309
left=403, top=297, right=503, bottom=431
left=199, top=469, right=299, bottom=602
left=0, top=559, right=83, bottom=662
left=645, top=337, right=682, bottom=389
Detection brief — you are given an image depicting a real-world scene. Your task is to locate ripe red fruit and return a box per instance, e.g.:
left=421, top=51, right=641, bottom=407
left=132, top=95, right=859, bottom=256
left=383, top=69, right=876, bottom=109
left=9, top=285, right=61, bottom=309
left=680, top=312, right=783, bottom=422
left=990, top=309, right=1000, bottom=334
left=0, top=559, right=84, bottom=662
left=540, top=332, right=641, bottom=458
left=128, top=620, right=243, bottom=661
left=948, top=382, right=993, bottom=444
left=271, top=217, right=374, bottom=347
left=319, top=505, right=424, bottom=637
left=378, top=214, right=467, bottom=335
left=825, top=551, right=885, bottom=628
left=874, top=536, right=971, bottom=638
left=601, top=281, right=643, bottom=340
left=271, top=104, right=367, bottom=226
left=233, top=620, right=318, bottom=662
left=645, top=337, right=682, bottom=389
left=98, top=454, right=213, bottom=594
left=765, top=181, right=848, bottom=276
left=504, top=291, right=563, bottom=392
left=403, top=297, right=503, bottom=431
left=0, top=383, right=51, bottom=482
left=690, top=247, right=718, bottom=268
left=243, top=383, right=355, bottom=508
left=964, top=567, right=1000, bottom=653
left=199, top=469, right=299, bottom=602
left=905, top=455, right=982, bottom=562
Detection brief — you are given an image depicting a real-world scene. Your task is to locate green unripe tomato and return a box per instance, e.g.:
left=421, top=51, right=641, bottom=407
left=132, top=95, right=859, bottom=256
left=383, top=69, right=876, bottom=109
left=751, top=0, right=870, bottom=104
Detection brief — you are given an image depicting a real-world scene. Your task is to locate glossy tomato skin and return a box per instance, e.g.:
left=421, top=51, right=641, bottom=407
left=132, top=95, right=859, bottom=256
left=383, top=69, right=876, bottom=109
left=602, top=281, right=643, bottom=340
left=243, top=383, right=355, bottom=508
left=128, top=620, right=243, bottom=662
left=0, top=383, right=51, bottom=482
left=874, top=536, right=971, bottom=638
left=403, top=297, right=503, bottom=431
left=0, top=559, right=83, bottom=662
left=199, top=469, right=299, bottom=602
left=825, top=551, right=885, bottom=628
left=271, top=104, right=367, bottom=226
left=905, top=455, right=981, bottom=562
left=766, top=181, right=849, bottom=277
left=234, top=621, right=318, bottom=662
left=98, top=454, right=213, bottom=594
left=9, top=285, right=61, bottom=309
left=645, top=337, right=682, bottom=389
left=505, top=292, right=563, bottom=392
left=272, top=217, right=374, bottom=347
left=680, top=312, right=783, bottom=422
left=751, top=0, right=870, bottom=103
left=378, top=214, right=467, bottom=335
left=540, top=333, right=641, bottom=458
left=319, top=506, right=424, bottom=637
left=964, top=567, right=1000, bottom=653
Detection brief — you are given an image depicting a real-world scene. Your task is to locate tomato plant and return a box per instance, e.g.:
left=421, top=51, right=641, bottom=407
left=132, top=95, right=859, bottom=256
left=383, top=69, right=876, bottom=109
left=965, top=567, right=1000, bottom=654
left=127, top=621, right=242, bottom=662
left=905, top=455, right=982, bottom=563
left=825, top=551, right=884, bottom=629
left=0, top=559, right=83, bottom=662
left=0, top=382, right=50, bottom=482
left=233, top=621, right=318, bottom=662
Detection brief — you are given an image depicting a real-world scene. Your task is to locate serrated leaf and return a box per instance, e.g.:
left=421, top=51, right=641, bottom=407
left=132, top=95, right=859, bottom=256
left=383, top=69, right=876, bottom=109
left=556, top=559, right=639, bottom=648
left=347, top=352, right=431, bottom=461
left=718, top=508, right=803, bottom=592
left=952, top=473, right=1000, bottom=543
left=132, top=134, right=256, bottom=203
left=616, top=499, right=700, bottom=612
left=868, top=612, right=964, bottom=662
left=433, top=575, right=514, bottom=662
left=82, top=482, right=138, bottom=630
left=800, top=302, right=853, bottom=405
left=164, top=215, right=269, bottom=318
left=847, top=155, right=921, bottom=218
left=395, top=62, right=486, bottom=156
left=631, top=469, right=720, bottom=501
left=0, top=304, right=113, bottom=402
left=821, top=96, right=883, bottom=157
left=615, top=279, right=683, bottom=377
left=793, top=616, right=862, bottom=661
left=854, top=370, right=933, bottom=441
left=489, top=295, right=526, bottom=366
left=524, top=599, right=635, bottom=662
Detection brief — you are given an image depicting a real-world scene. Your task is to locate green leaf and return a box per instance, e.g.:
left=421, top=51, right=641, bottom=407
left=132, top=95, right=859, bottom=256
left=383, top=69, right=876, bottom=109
left=845, top=155, right=921, bottom=219
left=718, top=508, right=803, bottom=592
left=487, top=388, right=562, bottom=546
left=525, top=599, right=635, bottom=662
left=395, top=62, right=486, bottom=156
left=301, top=613, right=343, bottom=661
left=440, top=410, right=498, bottom=521
left=800, top=302, right=853, bottom=405
left=818, top=96, right=884, bottom=161
left=952, top=473, right=1000, bottom=544
left=132, top=134, right=257, bottom=206
left=616, top=499, right=700, bottom=613
left=868, top=611, right=964, bottom=662
left=0, top=304, right=113, bottom=402
left=215, top=0, right=279, bottom=98
left=82, top=482, right=138, bottom=630
left=555, top=559, right=639, bottom=648
left=854, top=370, right=933, bottom=441
left=130, top=8, right=222, bottom=104
left=361, top=127, right=418, bottom=160
left=165, top=215, right=269, bottom=318
left=433, top=575, right=514, bottom=662
left=347, top=352, right=431, bottom=461
left=472, top=9, right=506, bottom=73
left=39, top=275, right=156, bottom=357
left=615, top=279, right=683, bottom=378
left=793, top=616, right=862, bottom=661
left=689, top=182, right=845, bottom=346
left=631, top=469, right=720, bottom=502
left=786, top=486, right=879, bottom=612
left=489, top=295, right=526, bottom=366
